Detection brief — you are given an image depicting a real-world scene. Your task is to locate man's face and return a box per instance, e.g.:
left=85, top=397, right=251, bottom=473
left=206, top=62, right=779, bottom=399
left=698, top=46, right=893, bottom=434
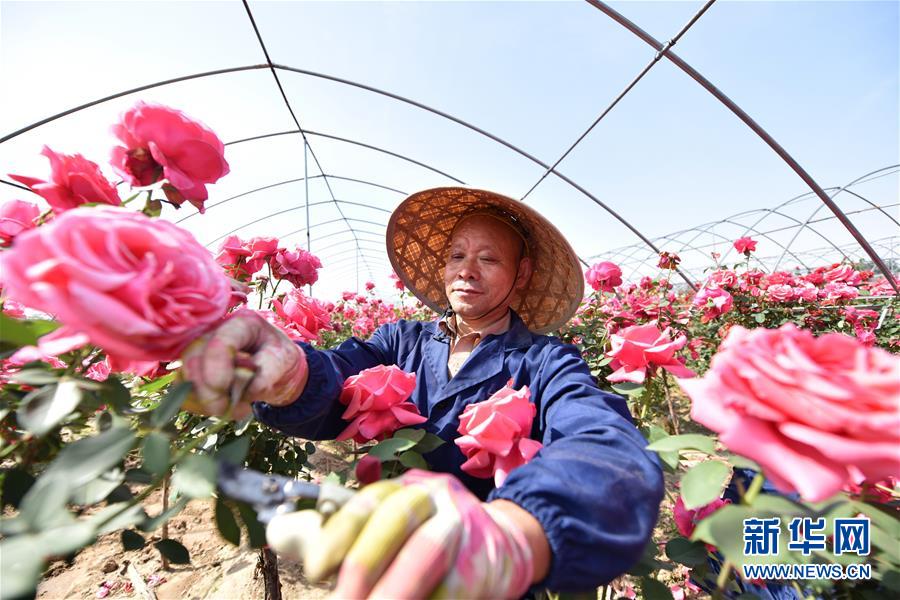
left=443, top=215, right=532, bottom=320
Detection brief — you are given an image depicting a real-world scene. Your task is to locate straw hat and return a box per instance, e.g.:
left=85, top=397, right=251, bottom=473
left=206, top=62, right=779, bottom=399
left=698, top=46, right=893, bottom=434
left=386, top=187, right=584, bottom=334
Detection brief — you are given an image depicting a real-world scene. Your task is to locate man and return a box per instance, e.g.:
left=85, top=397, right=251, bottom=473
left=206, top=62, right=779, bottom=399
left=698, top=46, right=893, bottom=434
left=183, top=187, right=663, bottom=598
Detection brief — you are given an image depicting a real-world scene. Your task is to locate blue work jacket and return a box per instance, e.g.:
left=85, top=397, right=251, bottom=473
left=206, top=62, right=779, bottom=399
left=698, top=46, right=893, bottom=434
left=253, top=311, right=664, bottom=591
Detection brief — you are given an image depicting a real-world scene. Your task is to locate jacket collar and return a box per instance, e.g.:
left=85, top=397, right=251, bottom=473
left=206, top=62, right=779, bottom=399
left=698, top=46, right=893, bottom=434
left=432, top=309, right=533, bottom=351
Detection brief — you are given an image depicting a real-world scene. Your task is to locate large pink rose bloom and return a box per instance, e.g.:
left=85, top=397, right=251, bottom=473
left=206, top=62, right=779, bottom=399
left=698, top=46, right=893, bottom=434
left=606, top=322, right=696, bottom=384
left=110, top=101, right=229, bottom=212
left=0, top=200, right=40, bottom=247
left=455, top=380, right=543, bottom=486
left=271, top=288, right=331, bottom=343
left=692, top=285, right=733, bottom=323
left=678, top=324, right=900, bottom=502
left=0, top=207, right=231, bottom=363
left=585, top=261, right=623, bottom=292
left=10, top=146, right=121, bottom=213
left=336, top=365, right=426, bottom=442
left=214, top=235, right=278, bottom=279
left=269, top=247, right=322, bottom=288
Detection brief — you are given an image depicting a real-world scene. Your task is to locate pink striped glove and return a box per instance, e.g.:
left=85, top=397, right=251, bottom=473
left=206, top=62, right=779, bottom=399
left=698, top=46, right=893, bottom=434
left=266, top=470, right=534, bottom=600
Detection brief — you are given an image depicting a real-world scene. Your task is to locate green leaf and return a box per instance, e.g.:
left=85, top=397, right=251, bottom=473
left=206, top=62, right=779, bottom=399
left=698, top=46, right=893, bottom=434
left=142, top=433, right=170, bottom=476
left=368, top=437, right=418, bottom=461
left=304, top=441, right=316, bottom=455
left=236, top=502, right=267, bottom=548
left=849, top=501, right=900, bottom=540
left=37, top=521, right=96, bottom=557
left=681, top=461, right=731, bottom=510
left=646, top=434, right=715, bottom=455
left=665, top=537, right=709, bottom=567
left=43, top=425, right=136, bottom=489
left=645, top=426, right=679, bottom=472
left=882, top=570, right=900, bottom=592
left=121, top=529, right=146, bottom=551
left=154, top=539, right=190, bottom=564
left=413, top=432, right=446, bottom=454
left=215, top=498, right=241, bottom=546
left=754, top=313, right=766, bottom=324
left=691, top=505, right=799, bottom=567
left=93, top=503, right=148, bottom=536
left=641, top=577, right=674, bottom=600
left=398, top=451, right=428, bottom=470
left=94, top=377, right=132, bottom=410
left=0, top=535, right=45, bottom=600
left=0, top=313, right=40, bottom=347
left=611, top=382, right=645, bottom=396
left=140, top=497, right=188, bottom=532
left=19, top=476, right=74, bottom=531
left=151, top=381, right=192, bottom=428
left=1, top=468, right=35, bottom=509
left=136, top=372, right=176, bottom=394
left=394, top=428, right=426, bottom=443
left=10, top=369, right=60, bottom=386
left=18, top=379, right=83, bottom=436
left=70, top=468, right=125, bottom=506
left=724, top=454, right=761, bottom=471
left=216, top=435, right=250, bottom=466
left=173, top=454, right=217, bottom=499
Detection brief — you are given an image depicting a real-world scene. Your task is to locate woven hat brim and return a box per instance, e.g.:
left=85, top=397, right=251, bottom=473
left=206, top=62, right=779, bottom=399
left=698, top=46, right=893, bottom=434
left=386, top=187, right=584, bottom=334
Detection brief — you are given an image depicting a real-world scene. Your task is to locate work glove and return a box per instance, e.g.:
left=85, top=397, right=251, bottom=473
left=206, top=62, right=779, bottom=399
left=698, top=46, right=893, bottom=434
left=266, top=470, right=534, bottom=600
left=180, top=309, right=307, bottom=419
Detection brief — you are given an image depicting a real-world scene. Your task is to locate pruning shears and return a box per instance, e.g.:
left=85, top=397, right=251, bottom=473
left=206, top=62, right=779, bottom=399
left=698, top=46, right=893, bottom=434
left=217, top=462, right=355, bottom=524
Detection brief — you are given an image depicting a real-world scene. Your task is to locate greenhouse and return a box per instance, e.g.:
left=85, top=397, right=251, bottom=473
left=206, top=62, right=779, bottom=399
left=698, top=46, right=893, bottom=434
left=1, top=1, right=897, bottom=599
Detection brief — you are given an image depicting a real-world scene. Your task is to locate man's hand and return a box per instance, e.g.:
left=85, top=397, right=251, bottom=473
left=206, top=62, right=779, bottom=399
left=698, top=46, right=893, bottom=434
left=180, top=309, right=308, bottom=419
left=265, top=470, right=540, bottom=600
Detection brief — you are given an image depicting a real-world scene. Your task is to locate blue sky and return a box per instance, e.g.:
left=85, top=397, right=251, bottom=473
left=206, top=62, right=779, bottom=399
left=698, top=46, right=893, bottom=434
left=1, top=0, right=897, bottom=294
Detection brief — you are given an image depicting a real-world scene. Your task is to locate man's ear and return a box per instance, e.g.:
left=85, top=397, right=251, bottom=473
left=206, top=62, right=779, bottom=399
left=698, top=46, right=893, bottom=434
left=515, top=257, right=533, bottom=290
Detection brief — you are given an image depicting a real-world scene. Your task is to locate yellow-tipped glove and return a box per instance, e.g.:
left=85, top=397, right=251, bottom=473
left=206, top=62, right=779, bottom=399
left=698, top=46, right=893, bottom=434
left=266, top=470, right=534, bottom=600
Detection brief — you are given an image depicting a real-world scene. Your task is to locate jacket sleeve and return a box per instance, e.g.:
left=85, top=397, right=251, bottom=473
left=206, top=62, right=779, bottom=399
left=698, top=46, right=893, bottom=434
left=487, top=342, right=665, bottom=592
left=252, top=324, right=396, bottom=440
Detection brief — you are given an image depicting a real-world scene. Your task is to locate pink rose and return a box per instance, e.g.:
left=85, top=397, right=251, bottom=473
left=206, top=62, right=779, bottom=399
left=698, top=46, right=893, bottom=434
left=692, top=286, right=733, bottom=323
left=390, top=271, right=405, bottom=291
left=657, top=252, right=681, bottom=270
left=733, top=236, right=757, bottom=254
left=0, top=207, right=231, bottom=363
left=0, top=200, right=40, bottom=247
left=355, top=454, right=383, bottom=485
left=765, top=284, right=794, bottom=303
left=271, top=289, right=331, bottom=343
left=336, top=365, right=426, bottom=442
left=678, top=324, right=900, bottom=502
left=85, top=359, right=111, bottom=382
left=822, top=282, right=859, bottom=303
left=215, top=235, right=278, bottom=279
left=110, top=101, right=229, bottom=212
left=10, top=146, right=121, bottom=213
left=455, top=380, right=543, bottom=486
left=709, top=269, right=738, bottom=289
left=341, top=291, right=355, bottom=301
left=365, top=281, right=375, bottom=291
left=586, top=261, right=623, bottom=292
left=606, top=322, right=696, bottom=384
left=673, top=495, right=730, bottom=540
left=792, top=283, right=818, bottom=303
left=269, top=247, right=322, bottom=288
left=824, top=264, right=861, bottom=285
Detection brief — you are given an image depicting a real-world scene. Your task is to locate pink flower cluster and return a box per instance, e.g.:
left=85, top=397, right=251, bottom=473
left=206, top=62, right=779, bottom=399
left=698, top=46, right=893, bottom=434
left=267, top=288, right=331, bottom=343
left=455, top=380, right=543, bottom=486
left=336, top=365, right=426, bottom=442
left=215, top=235, right=322, bottom=288
left=10, top=102, right=228, bottom=216
left=679, top=323, right=900, bottom=502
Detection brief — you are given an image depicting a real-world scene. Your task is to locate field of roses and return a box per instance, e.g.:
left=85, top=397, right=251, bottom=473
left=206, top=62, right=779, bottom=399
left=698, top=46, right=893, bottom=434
left=0, top=102, right=897, bottom=600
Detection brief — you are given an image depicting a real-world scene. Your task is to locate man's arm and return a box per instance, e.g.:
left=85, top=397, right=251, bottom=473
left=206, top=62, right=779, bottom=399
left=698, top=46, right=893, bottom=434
left=252, top=324, right=396, bottom=439
left=488, top=342, right=665, bottom=591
